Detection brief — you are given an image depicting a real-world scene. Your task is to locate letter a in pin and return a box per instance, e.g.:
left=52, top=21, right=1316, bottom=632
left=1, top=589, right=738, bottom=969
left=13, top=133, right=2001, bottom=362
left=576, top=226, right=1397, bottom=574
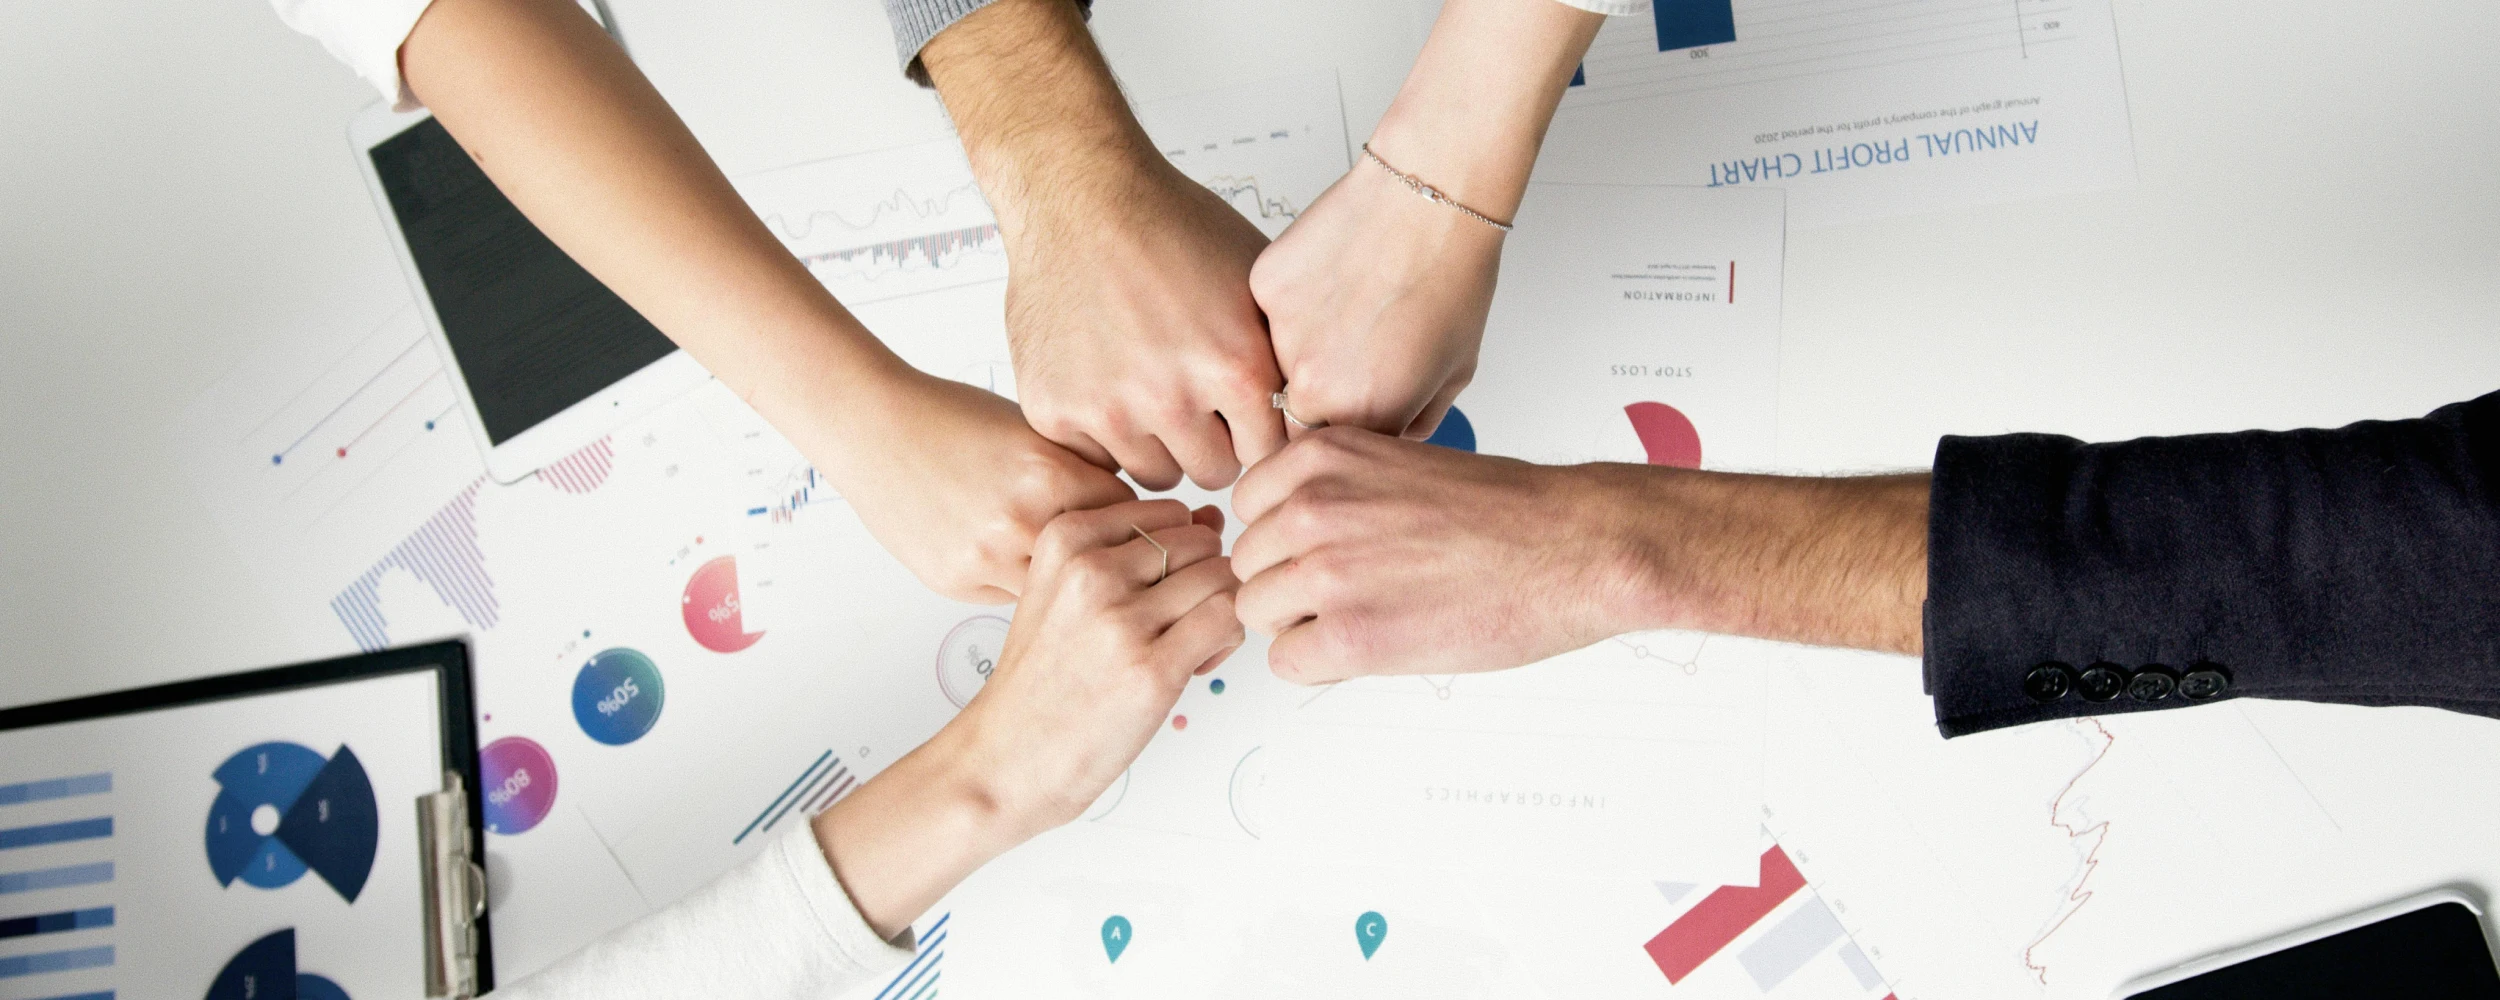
left=1102, top=915, right=1132, bottom=963
left=1356, top=911, right=1387, bottom=960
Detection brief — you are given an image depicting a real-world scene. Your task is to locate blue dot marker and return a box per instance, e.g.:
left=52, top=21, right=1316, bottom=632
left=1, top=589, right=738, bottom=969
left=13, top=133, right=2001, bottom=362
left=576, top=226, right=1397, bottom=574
left=425, top=420, right=436, bottom=430
left=1356, top=911, right=1387, bottom=960
left=1101, top=915, right=1132, bottom=963
left=271, top=454, right=283, bottom=466
left=1209, top=678, right=1225, bottom=695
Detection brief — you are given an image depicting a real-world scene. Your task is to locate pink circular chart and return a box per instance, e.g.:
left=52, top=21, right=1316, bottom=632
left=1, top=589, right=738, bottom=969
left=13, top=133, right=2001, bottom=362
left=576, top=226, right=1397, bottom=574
left=1624, top=401, right=1703, bottom=469
left=682, top=555, right=765, bottom=653
left=479, top=736, right=558, bottom=836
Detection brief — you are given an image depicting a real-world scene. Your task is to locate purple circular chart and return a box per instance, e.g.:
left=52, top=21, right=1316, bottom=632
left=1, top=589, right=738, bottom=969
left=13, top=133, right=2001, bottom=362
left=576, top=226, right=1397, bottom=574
left=572, top=648, right=664, bottom=745
left=480, top=736, right=558, bottom=835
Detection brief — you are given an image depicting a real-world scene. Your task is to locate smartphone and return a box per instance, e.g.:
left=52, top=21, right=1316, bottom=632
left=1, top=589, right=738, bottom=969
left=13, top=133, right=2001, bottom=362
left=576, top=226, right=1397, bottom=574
left=2117, top=889, right=2500, bottom=998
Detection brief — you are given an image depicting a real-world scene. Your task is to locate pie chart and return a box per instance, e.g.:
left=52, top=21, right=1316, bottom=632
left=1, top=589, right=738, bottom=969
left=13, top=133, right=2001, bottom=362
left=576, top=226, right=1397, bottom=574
left=1424, top=406, right=1476, bottom=452
left=206, top=928, right=352, bottom=1000
left=204, top=743, right=378, bottom=903
left=683, top=556, right=765, bottom=653
left=1625, top=401, right=1703, bottom=468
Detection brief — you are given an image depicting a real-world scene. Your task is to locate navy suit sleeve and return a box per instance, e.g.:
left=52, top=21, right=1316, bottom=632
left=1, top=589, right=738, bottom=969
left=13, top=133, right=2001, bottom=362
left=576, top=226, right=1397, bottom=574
left=1923, top=390, right=2500, bottom=737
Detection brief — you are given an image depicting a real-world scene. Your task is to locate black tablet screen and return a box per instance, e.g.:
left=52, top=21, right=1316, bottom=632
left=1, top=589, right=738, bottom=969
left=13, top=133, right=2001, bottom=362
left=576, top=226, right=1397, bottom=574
left=368, top=116, right=675, bottom=445
left=2130, top=901, right=2500, bottom=999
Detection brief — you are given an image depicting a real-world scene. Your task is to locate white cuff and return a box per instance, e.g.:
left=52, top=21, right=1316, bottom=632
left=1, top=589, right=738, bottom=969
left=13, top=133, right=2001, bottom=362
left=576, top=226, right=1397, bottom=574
left=1552, top=0, right=1652, bottom=14
left=269, top=0, right=440, bottom=110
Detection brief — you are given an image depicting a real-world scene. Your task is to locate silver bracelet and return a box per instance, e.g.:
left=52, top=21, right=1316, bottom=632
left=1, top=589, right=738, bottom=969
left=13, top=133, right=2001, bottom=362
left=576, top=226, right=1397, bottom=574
left=1360, top=143, right=1515, bottom=233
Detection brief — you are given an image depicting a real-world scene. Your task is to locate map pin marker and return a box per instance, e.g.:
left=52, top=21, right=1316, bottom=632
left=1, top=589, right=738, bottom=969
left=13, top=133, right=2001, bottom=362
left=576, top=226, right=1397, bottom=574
left=1102, top=915, right=1133, bottom=963
left=1355, top=911, right=1387, bottom=960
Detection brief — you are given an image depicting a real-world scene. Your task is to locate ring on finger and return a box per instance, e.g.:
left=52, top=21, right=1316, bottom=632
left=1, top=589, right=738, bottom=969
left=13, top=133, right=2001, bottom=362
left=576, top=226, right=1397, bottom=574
left=1131, top=525, right=1170, bottom=584
left=1272, top=390, right=1327, bottom=431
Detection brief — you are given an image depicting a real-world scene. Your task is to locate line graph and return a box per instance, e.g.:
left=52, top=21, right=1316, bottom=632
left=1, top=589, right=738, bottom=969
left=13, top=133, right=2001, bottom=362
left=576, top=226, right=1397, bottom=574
left=735, top=141, right=1007, bottom=304
left=2022, top=717, right=2114, bottom=983
left=1199, top=175, right=1310, bottom=226
left=1136, top=72, right=1351, bottom=239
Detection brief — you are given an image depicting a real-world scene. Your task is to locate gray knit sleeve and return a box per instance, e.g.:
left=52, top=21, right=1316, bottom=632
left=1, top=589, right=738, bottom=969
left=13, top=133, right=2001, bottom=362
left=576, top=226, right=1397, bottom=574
left=885, top=0, right=1093, bottom=84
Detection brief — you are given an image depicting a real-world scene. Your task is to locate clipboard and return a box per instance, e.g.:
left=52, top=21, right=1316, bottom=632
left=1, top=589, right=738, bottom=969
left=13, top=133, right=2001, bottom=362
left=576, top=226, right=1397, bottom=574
left=0, top=640, right=493, bottom=999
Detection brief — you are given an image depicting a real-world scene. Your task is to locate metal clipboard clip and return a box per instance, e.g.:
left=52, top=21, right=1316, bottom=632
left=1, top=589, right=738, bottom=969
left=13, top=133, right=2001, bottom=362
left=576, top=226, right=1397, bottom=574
left=419, top=771, right=487, bottom=1000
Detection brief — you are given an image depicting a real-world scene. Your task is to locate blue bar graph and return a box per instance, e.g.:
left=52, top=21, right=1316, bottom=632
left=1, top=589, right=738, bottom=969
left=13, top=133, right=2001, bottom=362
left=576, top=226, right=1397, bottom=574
left=0, top=819, right=111, bottom=851
left=0, top=945, right=114, bottom=978
left=0, top=775, right=110, bottom=807
left=0, top=863, right=114, bottom=895
left=0, top=907, right=114, bottom=940
left=28, top=993, right=114, bottom=1000
left=1654, top=0, right=1737, bottom=52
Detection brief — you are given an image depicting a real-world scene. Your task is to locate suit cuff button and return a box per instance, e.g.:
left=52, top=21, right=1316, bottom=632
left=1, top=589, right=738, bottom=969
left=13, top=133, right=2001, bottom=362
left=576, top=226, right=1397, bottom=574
left=2023, top=662, right=2075, bottom=703
left=2180, top=664, right=2231, bottom=701
left=2127, top=666, right=2178, bottom=702
left=2077, top=663, right=2128, bottom=702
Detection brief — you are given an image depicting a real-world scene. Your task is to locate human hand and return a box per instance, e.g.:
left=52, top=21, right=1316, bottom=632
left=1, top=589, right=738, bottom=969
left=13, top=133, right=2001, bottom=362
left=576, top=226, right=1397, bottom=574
left=1248, top=0, right=1602, bottom=440
left=1230, top=428, right=1654, bottom=683
left=1000, top=153, right=1285, bottom=489
left=920, top=0, right=1286, bottom=491
left=948, top=498, right=1243, bottom=832
left=830, top=371, right=1137, bottom=604
left=818, top=498, right=1241, bottom=936
left=1249, top=148, right=1503, bottom=441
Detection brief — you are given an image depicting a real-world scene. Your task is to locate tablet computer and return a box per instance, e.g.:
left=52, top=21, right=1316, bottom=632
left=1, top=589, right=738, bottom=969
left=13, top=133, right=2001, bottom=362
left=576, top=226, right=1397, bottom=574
left=2115, top=889, right=2500, bottom=998
left=348, top=97, right=707, bottom=484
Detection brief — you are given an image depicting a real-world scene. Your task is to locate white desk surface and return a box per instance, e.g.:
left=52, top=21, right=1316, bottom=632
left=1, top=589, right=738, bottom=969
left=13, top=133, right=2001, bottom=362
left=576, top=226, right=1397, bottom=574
left=2, top=0, right=2497, bottom=994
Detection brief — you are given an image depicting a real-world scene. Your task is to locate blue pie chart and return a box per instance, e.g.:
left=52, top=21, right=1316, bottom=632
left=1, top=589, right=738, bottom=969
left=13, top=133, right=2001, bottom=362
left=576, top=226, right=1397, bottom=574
left=205, top=928, right=353, bottom=1000
left=205, top=743, right=379, bottom=903
left=1425, top=406, right=1476, bottom=452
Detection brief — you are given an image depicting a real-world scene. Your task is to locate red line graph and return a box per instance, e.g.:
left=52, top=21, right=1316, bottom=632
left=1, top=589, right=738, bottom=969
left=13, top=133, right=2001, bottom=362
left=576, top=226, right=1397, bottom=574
left=2023, top=718, right=2116, bottom=983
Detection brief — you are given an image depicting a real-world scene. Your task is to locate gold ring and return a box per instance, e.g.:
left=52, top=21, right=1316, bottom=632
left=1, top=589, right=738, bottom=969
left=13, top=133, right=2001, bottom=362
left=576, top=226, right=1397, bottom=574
left=1131, top=525, right=1169, bottom=584
left=1272, top=390, right=1327, bottom=431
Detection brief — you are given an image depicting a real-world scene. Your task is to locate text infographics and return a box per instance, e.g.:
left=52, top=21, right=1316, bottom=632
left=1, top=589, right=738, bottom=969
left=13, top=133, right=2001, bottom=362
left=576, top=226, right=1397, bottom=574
left=0, top=670, right=444, bottom=999
left=1543, top=0, right=2137, bottom=226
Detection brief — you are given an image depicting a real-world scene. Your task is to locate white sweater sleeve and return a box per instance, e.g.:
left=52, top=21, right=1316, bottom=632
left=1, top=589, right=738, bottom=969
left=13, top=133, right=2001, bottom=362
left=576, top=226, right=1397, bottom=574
left=1553, top=0, right=1651, bottom=14
left=485, top=825, right=917, bottom=1000
left=268, top=0, right=441, bottom=110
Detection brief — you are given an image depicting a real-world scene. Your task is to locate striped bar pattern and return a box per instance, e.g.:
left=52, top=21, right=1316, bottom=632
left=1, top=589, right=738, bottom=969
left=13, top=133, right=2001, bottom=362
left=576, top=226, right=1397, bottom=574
left=537, top=437, right=615, bottom=494
left=332, top=481, right=497, bottom=651
left=0, top=864, right=113, bottom=896
left=0, top=776, right=109, bottom=807
left=874, top=912, right=947, bottom=1000
left=733, top=751, right=857, bottom=846
left=0, top=820, right=111, bottom=852
left=0, top=907, right=114, bottom=940
left=0, top=946, right=113, bottom=978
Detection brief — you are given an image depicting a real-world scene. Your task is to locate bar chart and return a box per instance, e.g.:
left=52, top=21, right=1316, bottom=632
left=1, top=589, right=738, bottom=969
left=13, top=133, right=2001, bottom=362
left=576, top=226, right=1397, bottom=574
left=0, top=772, right=117, bottom=998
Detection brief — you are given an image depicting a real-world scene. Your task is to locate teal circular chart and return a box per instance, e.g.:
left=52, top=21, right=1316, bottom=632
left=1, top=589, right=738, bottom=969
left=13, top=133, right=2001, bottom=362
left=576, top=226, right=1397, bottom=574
left=573, top=648, right=664, bottom=745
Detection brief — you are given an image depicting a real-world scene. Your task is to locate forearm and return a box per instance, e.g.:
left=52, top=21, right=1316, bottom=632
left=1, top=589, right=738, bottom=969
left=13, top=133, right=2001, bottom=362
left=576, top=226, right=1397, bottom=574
left=1370, top=0, right=1604, bottom=219
left=1595, top=466, right=1929, bottom=655
left=398, top=0, right=915, bottom=470
left=811, top=724, right=1021, bottom=941
left=918, top=0, right=1162, bottom=240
